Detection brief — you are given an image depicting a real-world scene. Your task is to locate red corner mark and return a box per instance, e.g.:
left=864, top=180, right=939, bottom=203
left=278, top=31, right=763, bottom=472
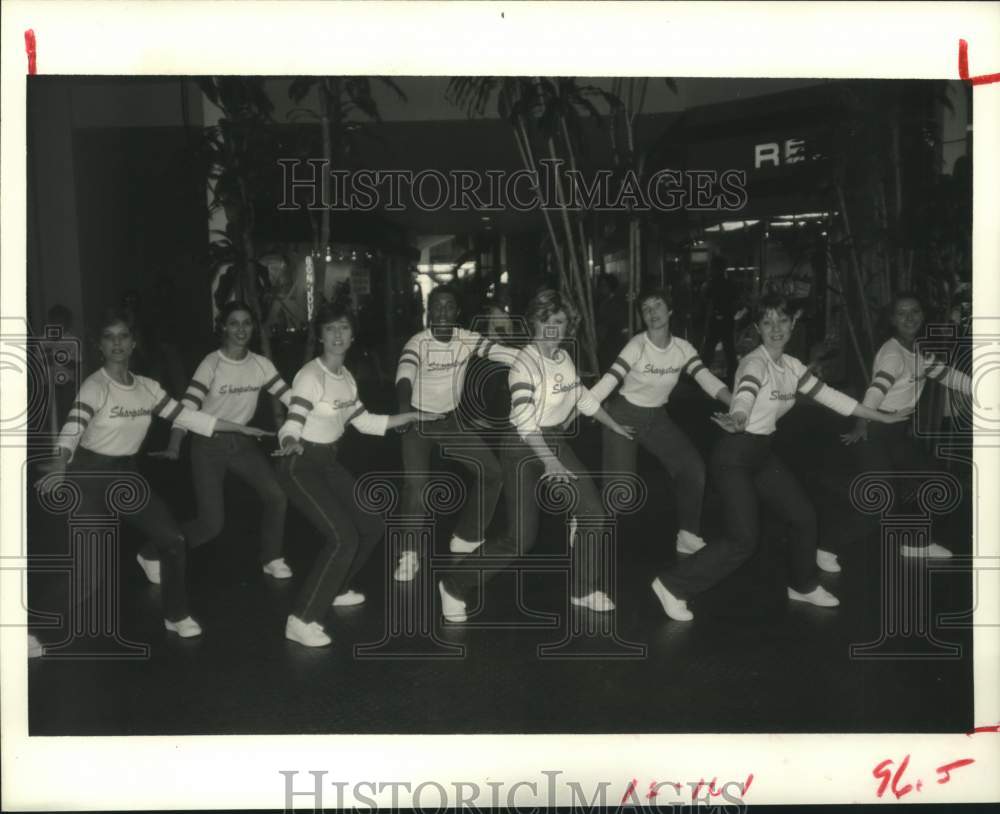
left=24, top=29, right=37, bottom=75
left=959, top=39, right=1000, bottom=86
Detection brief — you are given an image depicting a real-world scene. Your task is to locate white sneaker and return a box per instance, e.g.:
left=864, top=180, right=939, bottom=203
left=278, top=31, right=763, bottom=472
left=901, top=543, right=953, bottom=559
left=651, top=577, right=694, bottom=621
left=164, top=616, right=203, bottom=638
left=570, top=590, right=616, bottom=612
left=676, top=530, right=707, bottom=555
left=285, top=615, right=331, bottom=647
left=394, top=551, right=419, bottom=582
left=816, top=549, right=842, bottom=573
left=438, top=581, right=467, bottom=622
left=788, top=585, right=840, bottom=607
left=332, top=589, right=366, bottom=607
left=262, top=558, right=293, bottom=579
left=28, top=634, right=44, bottom=659
left=449, top=536, right=483, bottom=554
left=136, top=553, right=161, bottom=585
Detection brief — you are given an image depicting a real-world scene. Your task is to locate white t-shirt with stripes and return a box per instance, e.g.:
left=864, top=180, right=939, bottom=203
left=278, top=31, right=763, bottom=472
left=178, top=349, right=292, bottom=427
left=278, top=358, right=389, bottom=446
left=57, top=368, right=217, bottom=459
left=589, top=332, right=727, bottom=407
left=865, top=337, right=971, bottom=413
left=730, top=345, right=858, bottom=436
left=509, top=345, right=600, bottom=438
left=395, top=327, right=517, bottom=414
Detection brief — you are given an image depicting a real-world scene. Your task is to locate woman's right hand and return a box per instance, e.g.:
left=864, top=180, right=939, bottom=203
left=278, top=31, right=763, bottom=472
left=711, top=411, right=747, bottom=434
left=240, top=426, right=276, bottom=439
left=840, top=420, right=868, bottom=445
left=542, top=457, right=577, bottom=484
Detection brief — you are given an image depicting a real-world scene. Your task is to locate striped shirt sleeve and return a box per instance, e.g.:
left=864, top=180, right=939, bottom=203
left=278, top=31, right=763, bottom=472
left=509, top=355, right=541, bottom=437
left=796, top=369, right=858, bottom=416
left=482, top=338, right=519, bottom=367
left=347, top=402, right=391, bottom=437
left=278, top=365, right=322, bottom=445
left=589, top=336, right=642, bottom=403
left=147, top=379, right=218, bottom=437
left=395, top=334, right=422, bottom=384
left=863, top=352, right=905, bottom=409
left=174, top=354, right=216, bottom=433
left=181, top=355, right=216, bottom=410
left=260, top=357, right=293, bottom=407
left=56, top=376, right=106, bottom=457
left=923, top=355, right=972, bottom=396
left=680, top=342, right=727, bottom=399
left=731, top=357, right=767, bottom=416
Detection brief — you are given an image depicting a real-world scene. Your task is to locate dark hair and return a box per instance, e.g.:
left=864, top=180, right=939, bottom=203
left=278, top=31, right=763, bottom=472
left=427, top=284, right=460, bottom=313
left=890, top=290, right=925, bottom=313
left=750, top=293, right=795, bottom=324
left=314, top=301, right=357, bottom=336
left=96, top=307, right=135, bottom=335
left=525, top=288, right=579, bottom=338
left=636, top=288, right=671, bottom=312
left=215, top=300, right=257, bottom=336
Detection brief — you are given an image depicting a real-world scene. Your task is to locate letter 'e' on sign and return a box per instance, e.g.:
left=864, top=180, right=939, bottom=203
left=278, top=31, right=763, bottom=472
left=784, top=138, right=805, bottom=163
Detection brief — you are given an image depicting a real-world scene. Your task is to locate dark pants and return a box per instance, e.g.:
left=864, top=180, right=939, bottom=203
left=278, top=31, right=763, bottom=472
left=833, top=422, right=944, bottom=551
left=277, top=442, right=384, bottom=624
left=445, top=431, right=609, bottom=601
left=703, top=316, right=737, bottom=381
left=36, top=448, right=190, bottom=627
left=658, top=433, right=819, bottom=600
left=183, top=433, right=287, bottom=563
left=602, top=396, right=706, bottom=534
left=400, top=414, right=502, bottom=546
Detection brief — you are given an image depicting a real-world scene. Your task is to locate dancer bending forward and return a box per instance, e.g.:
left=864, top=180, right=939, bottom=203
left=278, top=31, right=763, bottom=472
left=591, top=287, right=731, bottom=556
left=273, top=303, right=441, bottom=648
left=439, top=289, right=634, bottom=622
left=651, top=294, right=910, bottom=622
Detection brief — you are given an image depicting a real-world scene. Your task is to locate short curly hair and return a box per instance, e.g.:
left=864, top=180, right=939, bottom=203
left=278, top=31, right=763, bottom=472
left=525, top=288, right=579, bottom=338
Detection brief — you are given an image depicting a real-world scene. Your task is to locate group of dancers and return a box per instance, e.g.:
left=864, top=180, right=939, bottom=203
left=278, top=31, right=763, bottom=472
left=31, top=283, right=971, bottom=652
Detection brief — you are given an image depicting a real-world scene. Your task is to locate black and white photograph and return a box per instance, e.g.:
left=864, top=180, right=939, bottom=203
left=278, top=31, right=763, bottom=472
left=3, top=2, right=999, bottom=811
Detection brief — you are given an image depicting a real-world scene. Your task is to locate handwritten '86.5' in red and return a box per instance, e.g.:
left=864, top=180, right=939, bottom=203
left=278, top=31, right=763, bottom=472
left=873, top=754, right=975, bottom=799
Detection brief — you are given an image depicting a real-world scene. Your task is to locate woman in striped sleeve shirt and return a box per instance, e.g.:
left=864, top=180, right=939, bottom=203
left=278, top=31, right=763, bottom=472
left=158, top=302, right=294, bottom=579
left=591, top=288, right=732, bottom=556
left=840, top=292, right=972, bottom=559
left=439, top=289, right=635, bottom=623
left=650, top=294, right=909, bottom=623
left=272, top=303, right=442, bottom=648
left=33, top=309, right=270, bottom=644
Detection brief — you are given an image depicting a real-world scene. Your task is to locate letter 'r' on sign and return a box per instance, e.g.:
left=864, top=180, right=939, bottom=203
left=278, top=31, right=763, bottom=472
left=754, top=143, right=780, bottom=169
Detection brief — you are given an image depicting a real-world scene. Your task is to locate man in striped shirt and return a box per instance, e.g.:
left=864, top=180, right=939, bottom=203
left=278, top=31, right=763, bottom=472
left=393, top=285, right=517, bottom=582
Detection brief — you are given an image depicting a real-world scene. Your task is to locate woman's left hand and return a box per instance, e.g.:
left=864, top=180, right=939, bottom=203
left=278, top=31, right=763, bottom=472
left=614, top=423, right=636, bottom=440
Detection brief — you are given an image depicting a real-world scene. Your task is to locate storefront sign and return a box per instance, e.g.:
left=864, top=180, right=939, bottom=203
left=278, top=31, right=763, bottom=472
left=753, top=138, right=807, bottom=169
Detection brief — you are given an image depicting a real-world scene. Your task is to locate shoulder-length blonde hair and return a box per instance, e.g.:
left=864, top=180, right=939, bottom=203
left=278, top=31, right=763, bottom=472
left=525, top=288, right=579, bottom=339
